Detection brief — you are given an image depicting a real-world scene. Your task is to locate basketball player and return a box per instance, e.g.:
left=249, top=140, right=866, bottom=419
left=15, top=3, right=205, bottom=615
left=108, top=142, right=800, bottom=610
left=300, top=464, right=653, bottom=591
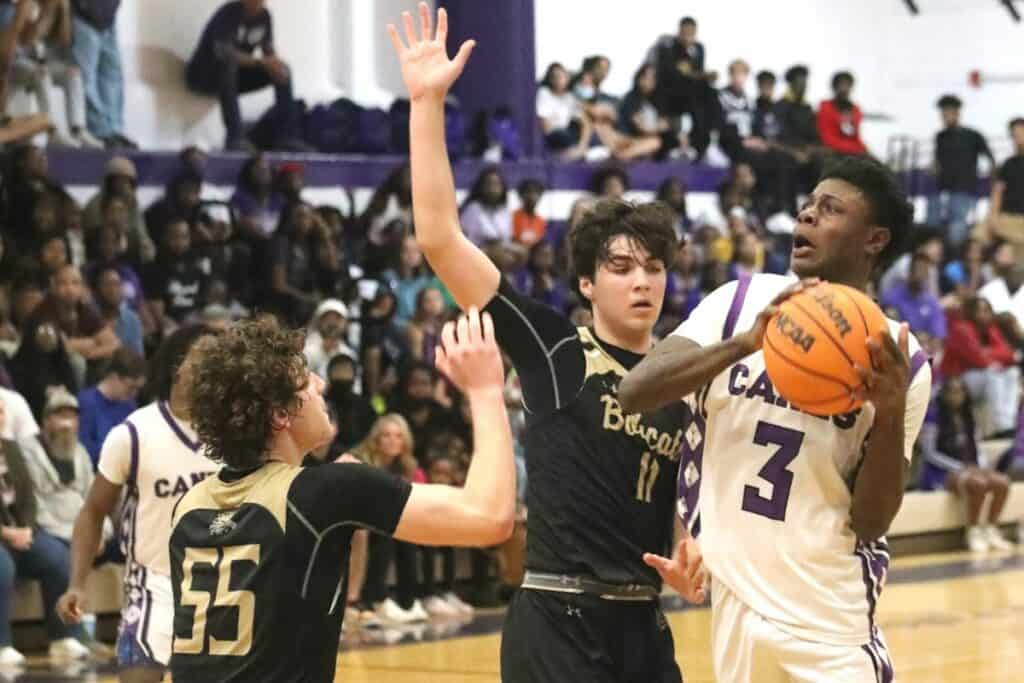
left=57, top=325, right=219, bottom=683
left=619, top=156, right=932, bottom=682
left=388, top=6, right=701, bottom=682
left=166, top=312, right=514, bottom=681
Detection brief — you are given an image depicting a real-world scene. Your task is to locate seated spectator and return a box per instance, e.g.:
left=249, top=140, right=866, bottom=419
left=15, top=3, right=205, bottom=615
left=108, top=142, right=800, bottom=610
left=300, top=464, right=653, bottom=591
left=19, top=391, right=98, bottom=545
left=817, top=71, right=868, bottom=156
left=656, top=177, right=692, bottom=238
left=90, top=265, right=144, bottom=355
left=61, top=195, right=86, bottom=267
left=6, top=274, right=45, bottom=341
left=536, top=62, right=591, bottom=161
left=230, top=153, right=284, bottom=245
left=186, top=0, right=294, bottom=151
left=351, top=414, right=428, bottom=624
left=303, top=298, right=356, bottom=380
left=85, top=222, right=145, bottom=313
left=265, top=202, right=335, bottom=326
left=774, top=65, right=825, bottom=213
left=382, top=235, right=432, bottom=323
left=16, top=265, right=119, bottom=409
left=941, top=239, right=990, bottom=298
left=0, top=386, right=38, bottom=443
left=649, top=16, right=718, bottom=158
left=82, top=157, right=151, bottom=264
left=879, top=227, right=944, bottom=296
left=718, top=59, right=755, bottom=162
left=590, top=166, right=629, bottom=201
left=274, top=161, right=305, bottom=204
left=360, top=287, right=410, bottom=400
left=662, top=239, right=703, bottom=330
left=76, top=348, right=144, bottom=464
left=460, top=168, right=512, bottom=246
left=752, top=70, right=779, bottom=141
left=0, top=0, right=100, bottom=148
left=513, top=242, right=569, bottom=313
left=881, top=252, right=948, bottom=342
left=324, top=354, right=375, bottom=456
left=69, top=0, right=135, bottom=149
left=142, top=219, right=208, bottom=334
left=571, top=55, right=615, bottom=109
left=406, top=287, right=446, bottom=364
left=35, top=233, right=71, bottom=281
left=927, top=95, right=994, bottom=249
left=941, top=296, right=1020, bottom=438
left=512, top=179, right=547, bottom=248
left=1, top=144, right=65, bottom=256
left=420, top=454, right=474, bottom=618
left=616, top=64, right=671, bottom=161
left=918, top=378, right=1014, bottom=552
left=144, top=170, right=202, bottom=249
left=978, top=250, right=1024, bottom=349
left=0, top=391, right=89, bottom=665
left=985, top=117, right=1024, bottom=262
left=395, top=362, right=453, bottom=464
left=359, top=165, right=413, bottom=275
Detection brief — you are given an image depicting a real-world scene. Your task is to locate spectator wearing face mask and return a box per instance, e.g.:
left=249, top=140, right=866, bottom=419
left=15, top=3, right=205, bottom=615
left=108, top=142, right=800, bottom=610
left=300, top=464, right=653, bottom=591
left=323, top=355, right=375, bottom=456
left=303, top=299, right=356, bottom=381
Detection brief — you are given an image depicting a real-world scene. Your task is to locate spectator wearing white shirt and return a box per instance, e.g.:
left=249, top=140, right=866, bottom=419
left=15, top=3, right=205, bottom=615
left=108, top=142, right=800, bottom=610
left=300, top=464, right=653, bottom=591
left=0, top=387, right=39, bottom=443
left=536, top=62, right=591, bottom=160
left=303, top=299, right=357, bottom=381
left=460, top=167, right=512, bottom=246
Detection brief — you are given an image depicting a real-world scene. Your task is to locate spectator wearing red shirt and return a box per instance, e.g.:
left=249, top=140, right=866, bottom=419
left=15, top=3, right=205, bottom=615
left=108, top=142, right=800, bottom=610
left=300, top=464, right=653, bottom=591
left=941, top=295, right=1020, bottom=438
left=817, top=71, right=867, bottom=156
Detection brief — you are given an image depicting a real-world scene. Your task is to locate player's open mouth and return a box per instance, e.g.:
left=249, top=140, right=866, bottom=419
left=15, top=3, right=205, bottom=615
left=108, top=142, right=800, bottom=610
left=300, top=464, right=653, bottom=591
left=631, top=301, right=654, bottom=311
left=792, top=235, right=815, bottom=256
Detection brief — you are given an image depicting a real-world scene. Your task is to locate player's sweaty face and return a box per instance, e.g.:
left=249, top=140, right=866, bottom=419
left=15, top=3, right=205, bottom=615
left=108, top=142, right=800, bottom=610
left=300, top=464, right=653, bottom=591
left=588, top=235, right=666, bottom=333
left=792, top=179, right=873, bottom=282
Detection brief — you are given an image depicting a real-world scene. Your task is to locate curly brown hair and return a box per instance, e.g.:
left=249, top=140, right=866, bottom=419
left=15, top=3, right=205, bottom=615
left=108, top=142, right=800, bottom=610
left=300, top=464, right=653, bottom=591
left=187, top=318, right=308, bottom=469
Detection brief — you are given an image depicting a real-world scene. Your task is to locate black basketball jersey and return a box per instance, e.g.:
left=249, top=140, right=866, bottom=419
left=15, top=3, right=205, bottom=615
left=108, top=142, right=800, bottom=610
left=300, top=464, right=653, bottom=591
left=484, top=280, right=691, bottom=587
left=168, top=461, right=411, bottom=682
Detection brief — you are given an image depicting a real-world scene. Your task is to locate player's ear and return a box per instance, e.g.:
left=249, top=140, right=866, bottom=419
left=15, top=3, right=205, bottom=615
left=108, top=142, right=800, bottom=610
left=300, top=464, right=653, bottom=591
left=864, top=225, right=890, bottom=259
left=270, top=408, right=292, bottom=433
left=578, top=276, right=594, bottom=303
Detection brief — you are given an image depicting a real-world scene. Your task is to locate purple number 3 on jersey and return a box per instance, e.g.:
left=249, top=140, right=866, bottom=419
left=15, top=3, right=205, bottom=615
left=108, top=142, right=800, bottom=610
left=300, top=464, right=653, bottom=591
left=741, top=421, right=805, bottom=522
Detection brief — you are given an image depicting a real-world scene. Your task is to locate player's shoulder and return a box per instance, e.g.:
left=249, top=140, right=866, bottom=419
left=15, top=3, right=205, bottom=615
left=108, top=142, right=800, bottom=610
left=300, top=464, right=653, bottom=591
left=122, top=402, right=164, bottom=430
left=739, top=273, right=797, bottom=312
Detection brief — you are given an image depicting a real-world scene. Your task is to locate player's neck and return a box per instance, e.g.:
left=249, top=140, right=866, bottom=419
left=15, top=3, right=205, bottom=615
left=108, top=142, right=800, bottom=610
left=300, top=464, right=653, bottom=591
left=267, top=432, right=305, bottom=467
left=167, top=386, right=191, bottom=422
left=592, top=317, right=652, bottom=355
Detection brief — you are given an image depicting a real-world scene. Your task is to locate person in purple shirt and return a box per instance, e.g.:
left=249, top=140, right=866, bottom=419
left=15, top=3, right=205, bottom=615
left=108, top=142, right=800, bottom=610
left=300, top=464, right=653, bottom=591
left=185, top=0, right=293, bottom=150
left=229, top=152, right=285, bottom=245
left=76, top=348, right=144, bottom=464
left=881, top=251, right=948, bottom=341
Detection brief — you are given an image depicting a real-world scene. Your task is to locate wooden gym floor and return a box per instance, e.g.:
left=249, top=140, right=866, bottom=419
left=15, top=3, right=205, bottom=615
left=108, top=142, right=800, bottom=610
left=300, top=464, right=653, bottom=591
left=12, top=549, right=1024, bottom=682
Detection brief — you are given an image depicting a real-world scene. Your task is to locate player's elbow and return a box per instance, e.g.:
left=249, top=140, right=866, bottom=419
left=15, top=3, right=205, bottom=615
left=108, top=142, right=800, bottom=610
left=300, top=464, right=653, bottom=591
left=477, top=510, right=515, bottom=546
left=850, top=511, right=894, bottom=543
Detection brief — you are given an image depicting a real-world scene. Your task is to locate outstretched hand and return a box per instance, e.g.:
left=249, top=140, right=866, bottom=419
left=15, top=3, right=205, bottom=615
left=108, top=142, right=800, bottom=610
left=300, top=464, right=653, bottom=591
left=643, top=536, right=708, bottom=605
left=387, top=2, right=476, bottom=103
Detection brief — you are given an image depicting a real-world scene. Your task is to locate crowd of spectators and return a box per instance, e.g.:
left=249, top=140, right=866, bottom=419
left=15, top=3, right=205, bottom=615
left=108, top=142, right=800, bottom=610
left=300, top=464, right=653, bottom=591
left=0, top=3, right=1022, bottom=652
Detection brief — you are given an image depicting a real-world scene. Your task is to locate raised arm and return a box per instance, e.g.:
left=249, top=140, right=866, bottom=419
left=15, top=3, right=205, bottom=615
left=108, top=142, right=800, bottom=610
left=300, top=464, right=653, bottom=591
left=394, top=308, right=515, bottom=546
left=388, top=3, right=500, bottom=310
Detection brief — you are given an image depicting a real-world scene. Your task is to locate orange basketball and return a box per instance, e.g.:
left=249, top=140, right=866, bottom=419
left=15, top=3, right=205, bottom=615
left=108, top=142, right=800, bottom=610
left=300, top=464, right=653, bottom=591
left=763, top=282, right=889, bottom=416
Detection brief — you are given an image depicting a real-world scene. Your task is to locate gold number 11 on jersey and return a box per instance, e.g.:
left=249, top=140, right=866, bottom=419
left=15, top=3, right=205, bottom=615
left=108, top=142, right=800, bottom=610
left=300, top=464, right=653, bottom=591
left=636, top=452, right=660, bottom=503
left=176, top=544, right=260, bottom=657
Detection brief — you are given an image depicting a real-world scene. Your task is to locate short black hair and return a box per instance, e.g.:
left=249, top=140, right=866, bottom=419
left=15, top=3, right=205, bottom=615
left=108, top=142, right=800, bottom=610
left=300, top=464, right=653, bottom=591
left=756, top=70, right=776, bottom=86
left=937, top=94, right=962, bottom=109
left=590, top=165, right=631, bottom=195
left=1009, top=117, right=1024, bottom=131
left=679, top=16, right=697, bottom=27
left=569, top=200, right=678, bottom=308
left=831, top=71, right=854, bottom=90
left=818, top=156, right=914, bottom=271
left=517, top=178, right=544, bottom=195
left=785, top=65, right=809, bottom=84
left=104, top=347, right=146, bottom=380
left=141, top=324, right=217, bottom=403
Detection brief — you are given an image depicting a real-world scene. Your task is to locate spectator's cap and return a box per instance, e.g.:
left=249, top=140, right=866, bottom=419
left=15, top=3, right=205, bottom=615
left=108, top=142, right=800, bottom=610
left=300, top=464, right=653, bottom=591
left=313, top=298, right=349, bottom=321
left=44, top=390, right=78, bottom=416
left=937, top=94, right=962, bottom=110
left=784, top=65, right=809, bottom=84
left=202, top=304, right=231, bottom=322
left=105, top=156, right=137, bottom=180
left=278, top=161, right=304, bottom=176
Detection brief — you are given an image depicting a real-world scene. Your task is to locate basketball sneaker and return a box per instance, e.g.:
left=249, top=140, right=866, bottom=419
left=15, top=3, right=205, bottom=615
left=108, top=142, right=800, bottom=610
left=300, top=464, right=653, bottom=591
left=443, top=591, right=475, bottom=617
left=423, top=595, right=460, bottom=617
left=966, top=526, right=991, bottom=554
left=375, top=598, right=418, bottom=624
left=983, top=525, right=1015, bottom=551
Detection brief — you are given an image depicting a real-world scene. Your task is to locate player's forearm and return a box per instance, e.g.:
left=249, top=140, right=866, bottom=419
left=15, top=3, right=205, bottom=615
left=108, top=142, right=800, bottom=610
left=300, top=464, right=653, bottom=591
left=620, top=335, right=753, bottom=414
left=461, top=387, right=515, bottom=541
left=850, top=409, right=907, bottom=542
left=410, top=97, right=460, bottom=253
left=68, top=507, right=105, bottom=590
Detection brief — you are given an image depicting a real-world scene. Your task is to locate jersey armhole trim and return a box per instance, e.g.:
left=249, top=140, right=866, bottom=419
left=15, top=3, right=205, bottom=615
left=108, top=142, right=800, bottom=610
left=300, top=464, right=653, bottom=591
left=722, top=274, right=752, bottom=340
left=126, top=421, right=139, bottom=493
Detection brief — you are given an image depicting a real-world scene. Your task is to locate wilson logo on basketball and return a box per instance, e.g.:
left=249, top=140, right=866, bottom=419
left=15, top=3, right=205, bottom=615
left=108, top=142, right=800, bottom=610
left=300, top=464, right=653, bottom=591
left=774, top=312, right=816, bottom=352
left=810, top=292, right=853, bottom=337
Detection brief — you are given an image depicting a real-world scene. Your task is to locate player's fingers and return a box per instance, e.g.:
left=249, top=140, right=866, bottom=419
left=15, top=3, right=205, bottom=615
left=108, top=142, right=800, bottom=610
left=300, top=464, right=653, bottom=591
left=467, top=306, right=482, bottom=345
left=452, top=39, right=476, bottom=74
left=434, top=343, right=449, bottom=372
left=386, top=24, right=405, bottom=55
left=418, top=1, right=432, bottom=42
left=852, top=363, right=874, bottom=397
left=402, top=11, right=418, bottom=47
left=441, top=319, right=457, bottom=354
left=642, top=552, right=673, bottom=573
left=436, top=6, right=448, bottom=44
left=865, top=337, right=887, bottom=372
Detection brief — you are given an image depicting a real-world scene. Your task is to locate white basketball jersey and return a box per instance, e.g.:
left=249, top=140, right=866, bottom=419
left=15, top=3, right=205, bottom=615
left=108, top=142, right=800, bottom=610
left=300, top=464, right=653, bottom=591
left=98, top=401, right=219, bottom=577
left=673, top=273, right=931, bottom=646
